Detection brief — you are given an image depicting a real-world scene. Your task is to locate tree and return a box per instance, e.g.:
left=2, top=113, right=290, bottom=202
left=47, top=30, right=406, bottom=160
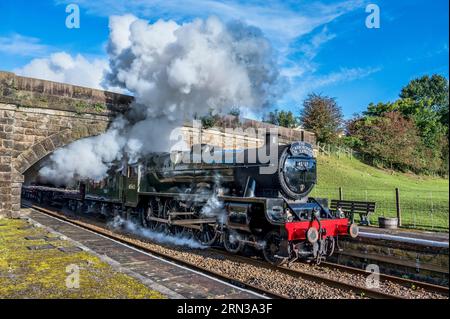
left=400, top=74, right=449, bottom=116
left=364, top=98, right=414, bottom=117
left=228, top=107, right=241, bottom=117
left=348, top=112, right=436, bottom=172
left=299, top=93, right=344, bottom=144
left=358, top=74, right=449, bottom=175
left=400, top=74, right=449, bottom=137
left=399, top=75, right=448, bottom=171
left=263, top=109, right=299, bottom=128
left=200, top=109, right=221, bottom=129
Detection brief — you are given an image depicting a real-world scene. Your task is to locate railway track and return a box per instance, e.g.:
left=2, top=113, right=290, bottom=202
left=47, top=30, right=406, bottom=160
left=23, top=202, right=447, bottom=299
left=212, top=248, right=448, bottom=299
left=22, top=203, right=285, bottom=299
left=320, top=261, right=449, bottom=296
left=211, top=249, right=403, bottom=299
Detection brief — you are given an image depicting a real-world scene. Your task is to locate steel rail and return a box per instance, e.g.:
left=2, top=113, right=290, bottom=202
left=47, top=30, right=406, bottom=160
left=320, top=261, right=449, bottom=296
left=210, top=249, right=403, bottom=299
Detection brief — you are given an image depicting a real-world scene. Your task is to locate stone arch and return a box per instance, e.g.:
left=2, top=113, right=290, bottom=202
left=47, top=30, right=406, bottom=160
left=0, top=71, right=133, bottom=218
left=14, top=126, right=97, bottom=175
left=4, top=125, right=107, bottom=218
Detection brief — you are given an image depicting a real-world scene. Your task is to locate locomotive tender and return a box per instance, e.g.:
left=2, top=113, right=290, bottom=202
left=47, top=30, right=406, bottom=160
left=25, top=136, right=358, bottom=265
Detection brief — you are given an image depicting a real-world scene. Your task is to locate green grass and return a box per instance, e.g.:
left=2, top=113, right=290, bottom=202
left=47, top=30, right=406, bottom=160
left=310, top=155, right=449, bottom=232
left=0, top=218, right=165, bottom=299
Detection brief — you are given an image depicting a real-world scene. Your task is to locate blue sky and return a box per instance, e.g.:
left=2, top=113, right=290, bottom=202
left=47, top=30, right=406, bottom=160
left=0, top=0, right=448, bottom=118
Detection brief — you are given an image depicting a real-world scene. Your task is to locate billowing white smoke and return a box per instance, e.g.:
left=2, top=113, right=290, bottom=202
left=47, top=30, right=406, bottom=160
left=39, top=118, right=127, bottom=185
left=201, top=195, right=227, bottom=224
left=39, top=15, right=282, bottom=184
left=199, top=173, right=228, bottom=223
left=108, top=215, right=205, bottom=249
left=107, top=14, right=281, bottom=156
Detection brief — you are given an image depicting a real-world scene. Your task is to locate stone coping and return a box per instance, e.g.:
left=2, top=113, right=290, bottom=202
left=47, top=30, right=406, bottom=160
left=0, top=71, right=132, bottom=115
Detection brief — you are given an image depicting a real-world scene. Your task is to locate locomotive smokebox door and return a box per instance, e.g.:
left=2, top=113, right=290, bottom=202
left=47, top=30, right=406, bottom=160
left=124, top=164, right=139, bottom=207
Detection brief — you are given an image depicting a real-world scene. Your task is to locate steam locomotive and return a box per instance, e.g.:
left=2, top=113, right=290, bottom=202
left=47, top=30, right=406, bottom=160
left=23, top=136, right=358, bottom=265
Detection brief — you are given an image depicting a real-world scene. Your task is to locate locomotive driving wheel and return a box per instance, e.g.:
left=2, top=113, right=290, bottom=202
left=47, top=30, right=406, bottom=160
left=223, top=229, right=244, bottom=254
left=195, top=222, right=218, bottom=246
left=140, top=199, right=165, bottom=232
left=165, top=199, right=189, bottom=236
left=263, top=230, right=288, bottom=266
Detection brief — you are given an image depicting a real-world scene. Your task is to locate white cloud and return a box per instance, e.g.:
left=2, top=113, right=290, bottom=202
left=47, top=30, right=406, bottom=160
left=280, top=26, right=337, bottom=83
left=55, top=0, right=363, bottom=50
left=299, top=26, right=337, bottom=60
left=306, top=67, right=381, bottom=88
left=281, top=66, right=381, bottom=104
left=0, top=34, right=50, bottom=57
left=14, top=51, right=121, bottom=91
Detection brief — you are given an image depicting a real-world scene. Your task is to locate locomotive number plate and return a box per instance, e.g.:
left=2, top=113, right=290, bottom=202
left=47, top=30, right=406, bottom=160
left=295, top=160, right=310, bottom=170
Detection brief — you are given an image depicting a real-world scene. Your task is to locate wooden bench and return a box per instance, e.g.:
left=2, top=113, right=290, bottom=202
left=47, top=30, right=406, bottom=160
left=330, top=200, right=376, bottom=226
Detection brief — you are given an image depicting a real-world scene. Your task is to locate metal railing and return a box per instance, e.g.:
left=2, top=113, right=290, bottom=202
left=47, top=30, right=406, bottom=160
left=316, top=142, right=354, bottom=159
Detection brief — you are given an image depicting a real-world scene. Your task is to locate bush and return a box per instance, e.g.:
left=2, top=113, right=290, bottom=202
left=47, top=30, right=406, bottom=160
left=347, top=112, right=436, bottom=173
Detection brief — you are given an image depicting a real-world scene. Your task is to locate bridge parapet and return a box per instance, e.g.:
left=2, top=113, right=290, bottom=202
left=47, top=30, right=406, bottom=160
left=0, top=71, right=133, bottom=115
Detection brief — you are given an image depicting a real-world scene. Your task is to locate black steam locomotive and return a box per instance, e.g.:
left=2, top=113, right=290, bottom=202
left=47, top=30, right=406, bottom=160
left=23, top=136, right=358, bottom=265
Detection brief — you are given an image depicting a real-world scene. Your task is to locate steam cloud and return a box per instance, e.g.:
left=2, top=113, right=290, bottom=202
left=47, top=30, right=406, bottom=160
left=108, top=215, right=205, bottom=249
left=39, top=15, right=282, bottom=185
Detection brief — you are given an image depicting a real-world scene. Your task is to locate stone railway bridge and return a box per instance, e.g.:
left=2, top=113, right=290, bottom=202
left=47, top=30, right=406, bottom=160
left=0, top=71, right=133, bottom=217
left=0, top=71, right=315, bottom=218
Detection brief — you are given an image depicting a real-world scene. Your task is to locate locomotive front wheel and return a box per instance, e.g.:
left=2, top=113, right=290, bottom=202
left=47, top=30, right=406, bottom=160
left=263, top=231, right=288, bottom=266
left=223, top=229, right=244, bottom=254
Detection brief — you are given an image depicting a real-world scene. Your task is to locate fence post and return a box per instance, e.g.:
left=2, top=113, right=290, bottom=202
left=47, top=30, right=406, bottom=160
left=395, top=188, right=402, bottom=227
left=339, top=187, right=343, bottom=200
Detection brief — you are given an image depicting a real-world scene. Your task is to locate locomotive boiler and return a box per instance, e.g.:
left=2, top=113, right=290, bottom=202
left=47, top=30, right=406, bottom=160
left=26, top=136, right=358, bottom=265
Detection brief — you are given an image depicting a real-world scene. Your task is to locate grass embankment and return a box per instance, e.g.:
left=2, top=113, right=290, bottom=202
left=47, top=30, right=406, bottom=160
left=310, top=155, right=449, bottom=231
left=0, top=218, right=165, bottom=298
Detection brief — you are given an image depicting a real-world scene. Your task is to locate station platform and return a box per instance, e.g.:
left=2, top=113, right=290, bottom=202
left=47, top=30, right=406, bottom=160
left=336, top=225, right=449, bottom=285
left=2, top=208, right=264, bottom=299
left=358, top=226, right=449, bottom=248
left=0, top=215, right=164, bottom=298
